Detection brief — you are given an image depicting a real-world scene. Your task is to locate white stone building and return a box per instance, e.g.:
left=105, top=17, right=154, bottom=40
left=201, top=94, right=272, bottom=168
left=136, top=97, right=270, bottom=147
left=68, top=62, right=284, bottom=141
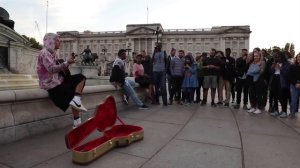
left=58, top=23, right=251, bottom=75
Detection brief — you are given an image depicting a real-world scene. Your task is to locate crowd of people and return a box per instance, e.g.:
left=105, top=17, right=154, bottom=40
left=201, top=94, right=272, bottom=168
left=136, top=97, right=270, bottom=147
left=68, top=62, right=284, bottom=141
left=111, top=44, right=300, bottom=119
left=36, top=33, right=300, bottom=129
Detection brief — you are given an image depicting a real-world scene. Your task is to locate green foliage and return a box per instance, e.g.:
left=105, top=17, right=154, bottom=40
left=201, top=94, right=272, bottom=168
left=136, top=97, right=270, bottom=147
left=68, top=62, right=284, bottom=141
left=22, top=35, right=42, bottom=50
left=265, top=43, right=295, bottom=57
left=284, top=43, right=295, bottom=57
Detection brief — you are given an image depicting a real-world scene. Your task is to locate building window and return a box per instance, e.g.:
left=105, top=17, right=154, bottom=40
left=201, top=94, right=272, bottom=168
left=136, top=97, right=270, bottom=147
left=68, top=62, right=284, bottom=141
left=115, top=44, right=119, bottom=51
left=171, top=43, right=175, bottom=48
left=225, top=42, right=230, bottom=48
left=214, top=43, right=219, bottom=48
left=232, top=41, right=237, bottom=49
left=239, top=42, right=245, bottom=49
left=188, top=43, right=192, bottom=51
left=196, top=43, right=200, bottom=50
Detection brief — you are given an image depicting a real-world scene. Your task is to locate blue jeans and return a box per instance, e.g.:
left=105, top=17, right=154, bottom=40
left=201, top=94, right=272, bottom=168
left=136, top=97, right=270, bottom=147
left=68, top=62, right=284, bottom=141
left=123, top=78, right=144, bottom=107
left=290, top=84, right=300, bottom=115
left=153, top=71, right=167, bottom=104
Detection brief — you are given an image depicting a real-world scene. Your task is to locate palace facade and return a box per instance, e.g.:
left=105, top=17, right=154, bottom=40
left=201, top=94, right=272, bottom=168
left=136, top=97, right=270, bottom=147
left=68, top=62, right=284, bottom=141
left=57, top=23, right=251, bottom=75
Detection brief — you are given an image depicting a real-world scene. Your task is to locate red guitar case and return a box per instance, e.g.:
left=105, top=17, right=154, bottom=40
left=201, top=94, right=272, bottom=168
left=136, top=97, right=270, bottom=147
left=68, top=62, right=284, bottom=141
left=65, top=96, right=144, bottom=164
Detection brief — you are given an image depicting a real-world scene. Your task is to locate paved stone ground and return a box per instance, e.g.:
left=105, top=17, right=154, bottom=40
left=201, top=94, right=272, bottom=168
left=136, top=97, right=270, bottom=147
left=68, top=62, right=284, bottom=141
left=1, top=102, right=300, bottom=168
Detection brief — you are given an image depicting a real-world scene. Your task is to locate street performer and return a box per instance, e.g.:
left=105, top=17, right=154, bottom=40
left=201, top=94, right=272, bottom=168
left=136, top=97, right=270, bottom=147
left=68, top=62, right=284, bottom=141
left=36, top=33, right=87, bottom=128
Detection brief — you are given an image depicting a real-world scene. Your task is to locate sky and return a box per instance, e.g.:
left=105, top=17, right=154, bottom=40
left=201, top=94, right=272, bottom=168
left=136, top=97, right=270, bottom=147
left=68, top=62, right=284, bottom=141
left=1, top=0, right=300, bottom=53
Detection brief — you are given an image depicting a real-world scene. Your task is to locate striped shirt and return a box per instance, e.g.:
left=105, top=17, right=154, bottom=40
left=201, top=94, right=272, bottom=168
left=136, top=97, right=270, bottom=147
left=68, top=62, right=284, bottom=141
left=170, top=56, right=184, bottom=76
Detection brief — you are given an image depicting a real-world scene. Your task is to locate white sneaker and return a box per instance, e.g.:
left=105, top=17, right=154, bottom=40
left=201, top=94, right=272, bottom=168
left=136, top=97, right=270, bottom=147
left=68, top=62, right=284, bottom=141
left=279, top=112, right=287, bottom=118
left=123, top=94, right=129, bottom=105
left=247, top=108, right=256, bottom=113
left=253, top=109, right=262, bottom=114
left=73, top=118, right=81, bottom=129
left=69, top=99, right=87, bottom=112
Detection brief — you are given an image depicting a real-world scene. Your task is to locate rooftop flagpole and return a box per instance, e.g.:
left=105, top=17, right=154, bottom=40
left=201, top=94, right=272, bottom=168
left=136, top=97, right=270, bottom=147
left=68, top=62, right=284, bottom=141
left=146, top=0, right=148, bottom=24
left=46, top=0, right=48, bottom=34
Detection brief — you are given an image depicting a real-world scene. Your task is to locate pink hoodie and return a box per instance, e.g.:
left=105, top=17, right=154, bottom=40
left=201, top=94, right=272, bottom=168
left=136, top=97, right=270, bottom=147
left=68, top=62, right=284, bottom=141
left=36, top=33, right=68, bottom=90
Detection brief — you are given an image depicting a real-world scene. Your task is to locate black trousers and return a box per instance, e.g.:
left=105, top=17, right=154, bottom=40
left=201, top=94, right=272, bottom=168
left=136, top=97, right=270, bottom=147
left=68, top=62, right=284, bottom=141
left=269, top=75, right=280, bottom=111
left=195, top=77, right=204, bottom=101
left=170, top=75, right=183, bottom=101
left=249, top=79, right=264, bottom=109
left=280, top=88, right=290, bottom=112
left=236, top=78, right=248, bottom=105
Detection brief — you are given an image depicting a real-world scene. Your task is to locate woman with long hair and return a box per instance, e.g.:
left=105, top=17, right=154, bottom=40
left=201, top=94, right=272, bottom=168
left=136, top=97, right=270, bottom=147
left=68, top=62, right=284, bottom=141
left=181, top=54, right=198, bottom=105
left=289, top=53, right=300, bottom=118
left=246, top=51, right=265, bottom=114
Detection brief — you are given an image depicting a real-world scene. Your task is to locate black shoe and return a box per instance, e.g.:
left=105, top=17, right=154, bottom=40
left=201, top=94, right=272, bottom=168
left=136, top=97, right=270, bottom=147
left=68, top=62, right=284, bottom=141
left=168, top=100, right=173, bottom=105
left=139, top=104, right=149, bottom=110
left=217, top=102, right=223, bottom=105
left=289, top=113, right=296, bottom=119
left=234, top=104, right=240, bottom=109
left=211, top=102, right=217, bottom=107
left=200, top=101, right=207, bottom=106
left=224, top=103, right=229, bottom=107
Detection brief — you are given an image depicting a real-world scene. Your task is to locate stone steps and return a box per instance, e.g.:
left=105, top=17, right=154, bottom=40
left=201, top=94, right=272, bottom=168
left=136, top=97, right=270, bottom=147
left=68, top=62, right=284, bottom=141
left=0, top=74, right=37, bottom=79
left=0, top=74, right=39, bottom=90
left=0, top=68, right=10, bottom=74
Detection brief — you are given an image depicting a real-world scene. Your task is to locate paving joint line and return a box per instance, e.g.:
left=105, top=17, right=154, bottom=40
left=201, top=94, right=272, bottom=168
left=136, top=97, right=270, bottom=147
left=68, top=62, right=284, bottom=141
left=276, top=118, right=300, bottom=136
left=138, top=102, right=199, bottom=168
left=121, top=116, right=184, bottom=126
left=240, top=130, right=300, bottom=140
left=175, top=138, right=241, bottom=150
left=229, top=107, right=245, bottom=168
left=0, top=162, right=13, bottom=168
left=113, top=150, right=149, bottom=159
left=28, top=151, right=70, bottom=168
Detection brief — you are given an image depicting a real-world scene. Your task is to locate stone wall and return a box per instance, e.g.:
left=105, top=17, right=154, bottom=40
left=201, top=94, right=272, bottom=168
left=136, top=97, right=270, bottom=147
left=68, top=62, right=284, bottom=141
left=9, top=44, right=38, bottom=74
left=0, top=23, right=39, bottom=74
left=0, top=84, right=143, bottom=144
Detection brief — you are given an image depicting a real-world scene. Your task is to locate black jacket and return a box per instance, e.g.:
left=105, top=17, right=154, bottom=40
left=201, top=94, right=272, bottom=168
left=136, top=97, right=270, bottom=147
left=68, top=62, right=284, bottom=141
left=220, top=56, right=235, bottom=81
left=235, top=57, right=249, bottom=78
left=110, top=64, right=125, bottom=86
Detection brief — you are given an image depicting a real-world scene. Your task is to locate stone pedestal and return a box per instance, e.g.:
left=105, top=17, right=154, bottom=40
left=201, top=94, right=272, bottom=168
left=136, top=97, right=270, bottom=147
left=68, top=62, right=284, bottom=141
left=69, top=65, right=99, bottom=78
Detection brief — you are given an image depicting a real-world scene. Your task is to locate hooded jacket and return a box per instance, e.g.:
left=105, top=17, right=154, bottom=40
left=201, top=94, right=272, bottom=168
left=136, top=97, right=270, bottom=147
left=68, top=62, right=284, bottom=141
left=36, top=33, right=68, bottom=90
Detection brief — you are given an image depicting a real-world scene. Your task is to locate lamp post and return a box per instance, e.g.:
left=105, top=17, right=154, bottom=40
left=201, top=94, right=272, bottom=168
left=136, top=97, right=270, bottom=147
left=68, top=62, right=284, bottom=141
left=102, top=46, right=107, bottom=55
left=125, top=45, right=132, bottom=58
left=154, top=26, right=162, bottom=47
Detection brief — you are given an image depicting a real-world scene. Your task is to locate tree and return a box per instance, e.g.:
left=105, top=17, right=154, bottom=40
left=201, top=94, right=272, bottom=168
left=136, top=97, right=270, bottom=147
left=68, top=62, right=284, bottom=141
left=265, top=44, right=296, bottom=58
left=22, top=35, right=42, bottom=50
left=284, top=43, right=295, bottom=57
